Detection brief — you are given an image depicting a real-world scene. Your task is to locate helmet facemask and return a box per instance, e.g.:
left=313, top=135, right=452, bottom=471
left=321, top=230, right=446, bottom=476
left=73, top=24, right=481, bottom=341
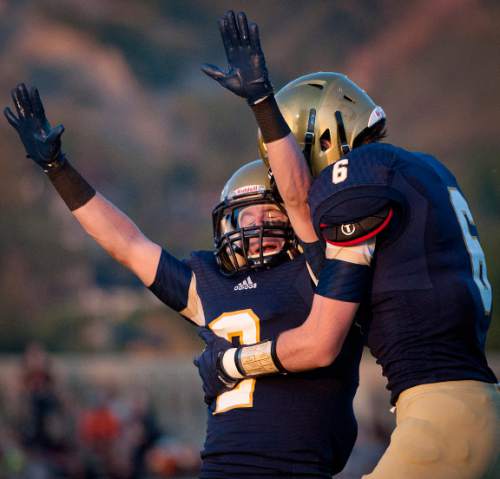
left=212, top=191, right=297, bottom=276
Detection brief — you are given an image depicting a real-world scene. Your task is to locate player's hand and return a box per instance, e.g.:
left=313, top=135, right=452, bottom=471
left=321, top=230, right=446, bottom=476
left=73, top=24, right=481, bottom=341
left=193, top=327, right=239, bottom=406
left=202, top=10, right=273, bottom=105
left=4, top=83, right=66, bottom=172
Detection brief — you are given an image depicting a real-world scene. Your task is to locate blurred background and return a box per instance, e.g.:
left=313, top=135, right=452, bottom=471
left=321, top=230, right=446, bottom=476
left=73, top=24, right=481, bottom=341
left=0, top=0, right=498, bottom=477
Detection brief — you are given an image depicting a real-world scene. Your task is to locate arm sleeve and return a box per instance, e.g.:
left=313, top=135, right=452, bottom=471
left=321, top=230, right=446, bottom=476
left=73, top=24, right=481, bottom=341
left=315, top=239, right=375, bottom=303
left=315, top=259, right=371, bottom=303
left=149, top=249, right=205, bottom=325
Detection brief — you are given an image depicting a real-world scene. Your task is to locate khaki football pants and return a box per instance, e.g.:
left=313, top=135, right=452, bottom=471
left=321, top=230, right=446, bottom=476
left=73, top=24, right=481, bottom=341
left=362, top=380, right=500, bottom=479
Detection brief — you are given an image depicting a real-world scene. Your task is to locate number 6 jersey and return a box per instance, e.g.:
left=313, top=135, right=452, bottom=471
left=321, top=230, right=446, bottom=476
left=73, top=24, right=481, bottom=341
left=308, top=142, right=497, bottom=405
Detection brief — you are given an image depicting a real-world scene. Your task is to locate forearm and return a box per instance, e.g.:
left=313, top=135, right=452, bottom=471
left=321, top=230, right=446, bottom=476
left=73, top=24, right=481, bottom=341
left=275, top=328, right=329, bottom=372
left=73, top=193, right=155, bottom=269
left=252, top=97, right=311, bottom=207
left=49, top=161, right=160, bottom=285
left=47, top=158, right=140, bottom=263
left=276, top=302, right=355, bottom=371
left=220, top=295, right=358, bottom=380
left=266, top=134, right=311, bottom=208
left=266, top=136, right=317, bottom=241
left=220, top=324, right=337, bottom=380
left=252, top=98, right=317, bottom=241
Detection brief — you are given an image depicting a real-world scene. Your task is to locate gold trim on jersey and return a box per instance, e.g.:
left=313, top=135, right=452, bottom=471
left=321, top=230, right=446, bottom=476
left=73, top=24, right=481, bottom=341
left=209, top=309, right=261, bottom=414
left=179, top=273, right=205, bottom=325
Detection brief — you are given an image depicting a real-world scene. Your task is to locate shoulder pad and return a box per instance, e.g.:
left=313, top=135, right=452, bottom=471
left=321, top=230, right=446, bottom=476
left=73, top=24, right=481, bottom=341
left=320, top=205, right=393, bottom=246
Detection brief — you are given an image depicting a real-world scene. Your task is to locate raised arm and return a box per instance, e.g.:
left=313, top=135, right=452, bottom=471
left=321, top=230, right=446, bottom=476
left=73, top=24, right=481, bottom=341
left=72, top=194, right=160, bottom=285
left=202, top=10, right=317, bottom=242
left=4, top=83, right=160, bottom=286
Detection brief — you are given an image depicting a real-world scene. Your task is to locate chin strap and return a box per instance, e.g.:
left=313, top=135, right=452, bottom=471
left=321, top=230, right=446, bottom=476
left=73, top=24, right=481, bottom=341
left=335, top=110, right=351, bottom=155
left=303, top=108, right=316, bottom=172
left=267, top=169, right=283, bottom=204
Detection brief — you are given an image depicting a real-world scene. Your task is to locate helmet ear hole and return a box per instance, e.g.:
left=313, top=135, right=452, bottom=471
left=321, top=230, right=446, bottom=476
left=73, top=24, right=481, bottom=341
left=319, top=129, right=331, bottom=151
left=352, top=119, right=387, bottom=148
left=271, top=72, right=384, bottom=175
left=307, top=82, right=324, bottom=90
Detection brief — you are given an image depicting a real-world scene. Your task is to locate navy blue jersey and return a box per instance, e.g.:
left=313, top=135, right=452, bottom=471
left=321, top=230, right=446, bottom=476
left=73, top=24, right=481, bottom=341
left=150, top=249, right=363, bottom=478
left=187, top=251, right=363, bottom=478
left=309, top=142, right=497, bottom=404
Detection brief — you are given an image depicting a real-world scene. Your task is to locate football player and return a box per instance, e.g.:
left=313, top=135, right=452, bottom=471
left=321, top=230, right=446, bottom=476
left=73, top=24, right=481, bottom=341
left=197, top=10, right=499, bottom=479
left=4, top=85, right=364, bottom=478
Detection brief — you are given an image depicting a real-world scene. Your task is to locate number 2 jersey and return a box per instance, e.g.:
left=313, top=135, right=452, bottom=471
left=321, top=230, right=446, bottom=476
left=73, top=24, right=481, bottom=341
left=308, top=142, right=497, bottom=405
left=150, top=250, right=363, bottom=478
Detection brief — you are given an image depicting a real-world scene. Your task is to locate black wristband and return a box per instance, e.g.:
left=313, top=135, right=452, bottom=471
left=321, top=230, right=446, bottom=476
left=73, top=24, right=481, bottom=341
left=47, top=158, right=96, bottom=211
left=271, top=336, right=288, bottom=374
left=234, top=348, right=247, bottom=377
left=251, top=95, right=291, bottom=144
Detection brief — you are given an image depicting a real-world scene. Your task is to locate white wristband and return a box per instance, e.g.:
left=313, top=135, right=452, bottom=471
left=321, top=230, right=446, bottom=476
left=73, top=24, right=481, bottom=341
left=222, top=348, right=244, bottom=380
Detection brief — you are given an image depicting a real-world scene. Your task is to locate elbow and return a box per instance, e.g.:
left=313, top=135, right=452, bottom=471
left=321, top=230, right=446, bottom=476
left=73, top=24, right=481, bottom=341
left=110, top=231, right=144, bottom=269
left=312, top=347, right=340, bottom=368
left=113, top=250, right=132, bottom=268
left=304, top=337, right=341, bottom=369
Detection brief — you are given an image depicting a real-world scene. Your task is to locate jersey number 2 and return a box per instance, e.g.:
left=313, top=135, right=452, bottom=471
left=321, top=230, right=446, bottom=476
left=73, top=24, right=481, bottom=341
left=208, top=309, right=260, bottom=414
left=448, top=187, right=492, bottom=315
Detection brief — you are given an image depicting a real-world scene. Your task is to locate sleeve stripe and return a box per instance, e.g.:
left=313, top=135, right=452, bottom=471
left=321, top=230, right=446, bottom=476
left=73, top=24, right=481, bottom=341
left=305, top=262, right=319, bottom=286
left=299, top=240, right=325, bottom=282
left=322, top=207, right=393, bottom=247
left=179, top=273, right=205, bottom=326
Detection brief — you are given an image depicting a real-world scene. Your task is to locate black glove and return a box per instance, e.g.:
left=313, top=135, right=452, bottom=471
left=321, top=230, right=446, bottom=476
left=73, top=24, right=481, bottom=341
left=193, top=327, right=239, bottom=406
left=4, top=83, right=66, bottom=173
left=202, top=10, right=273, bottom=105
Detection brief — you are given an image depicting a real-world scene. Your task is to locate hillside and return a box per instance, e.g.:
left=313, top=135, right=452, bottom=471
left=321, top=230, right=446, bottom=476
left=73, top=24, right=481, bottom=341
left=0, top=0, right=498, bottom=351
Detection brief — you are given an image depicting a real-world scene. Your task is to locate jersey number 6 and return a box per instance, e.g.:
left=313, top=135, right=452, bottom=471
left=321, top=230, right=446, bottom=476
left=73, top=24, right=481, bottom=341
left=448, top=187, right=492, bottom=315
left=332, top=159, right=349, bottom=184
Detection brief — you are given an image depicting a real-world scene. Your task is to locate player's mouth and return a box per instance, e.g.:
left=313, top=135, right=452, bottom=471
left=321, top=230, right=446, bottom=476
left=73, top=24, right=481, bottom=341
left=248, top=240, right=283, bottom=257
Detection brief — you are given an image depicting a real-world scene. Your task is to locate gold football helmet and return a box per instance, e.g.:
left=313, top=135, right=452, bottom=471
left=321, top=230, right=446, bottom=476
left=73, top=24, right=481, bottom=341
left=258, top=72, right=385, bottom=176
left=212, top=160, right=298, bottom=275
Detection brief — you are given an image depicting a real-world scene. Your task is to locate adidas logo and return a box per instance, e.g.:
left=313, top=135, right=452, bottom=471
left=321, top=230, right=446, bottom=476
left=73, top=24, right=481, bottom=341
left=234, top=276, right=258, bottom=291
